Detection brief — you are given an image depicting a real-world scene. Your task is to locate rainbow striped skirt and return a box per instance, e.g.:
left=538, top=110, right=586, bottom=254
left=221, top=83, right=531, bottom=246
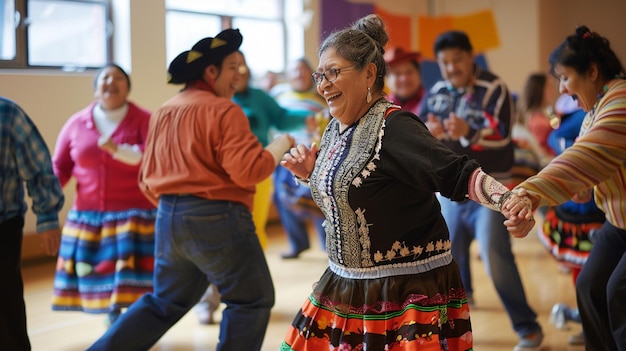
left=51, top=208, right=156, bottom=313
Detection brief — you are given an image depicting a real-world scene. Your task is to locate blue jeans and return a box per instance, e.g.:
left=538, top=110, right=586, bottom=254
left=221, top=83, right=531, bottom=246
left=576, top=221, right=626, bottom=351
left=273, top=166, right=326, bottom=252
left=437, top=195, right=541, bottom=337
left=87, top=195, right=274, bottom=351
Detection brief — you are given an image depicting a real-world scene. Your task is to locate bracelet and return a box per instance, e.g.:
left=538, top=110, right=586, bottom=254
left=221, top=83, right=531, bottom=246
left=497, top=190, right=513, bottom=212
left=293, top=175, right=310, bottom=185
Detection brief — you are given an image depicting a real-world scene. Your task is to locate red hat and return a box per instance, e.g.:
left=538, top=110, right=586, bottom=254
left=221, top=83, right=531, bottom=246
left=384, top=46, right=421, bottom=66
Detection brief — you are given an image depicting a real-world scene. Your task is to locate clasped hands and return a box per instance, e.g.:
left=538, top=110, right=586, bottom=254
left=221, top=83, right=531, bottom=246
left=501, top=188, right=538, bottom=238
left=425, top=112, right=469, bottom=140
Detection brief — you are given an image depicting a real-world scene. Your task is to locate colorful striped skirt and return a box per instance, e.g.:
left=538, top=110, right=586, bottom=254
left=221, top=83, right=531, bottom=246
left=538, top=206, right=604, bottom=268
left=281, top=263, right=473, bottom=351
left=52, top=208, right=156, bottom=313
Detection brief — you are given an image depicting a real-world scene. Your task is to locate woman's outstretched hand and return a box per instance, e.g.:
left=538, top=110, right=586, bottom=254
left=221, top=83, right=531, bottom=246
left=280, top=142, right=320, bottom=180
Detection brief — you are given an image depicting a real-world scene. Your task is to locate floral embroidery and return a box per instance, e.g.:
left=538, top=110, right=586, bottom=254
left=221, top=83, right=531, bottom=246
left=355, top=207, right=374, bottom=267
left=312, top=100, right=392, bottom=268
left=374, top=239, right=451, bottom=263
left=352, top=118, right=386, bottom=187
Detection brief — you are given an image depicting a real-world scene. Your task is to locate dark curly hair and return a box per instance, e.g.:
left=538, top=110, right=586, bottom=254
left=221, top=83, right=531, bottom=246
left=549, top=25, right=625, bottom=81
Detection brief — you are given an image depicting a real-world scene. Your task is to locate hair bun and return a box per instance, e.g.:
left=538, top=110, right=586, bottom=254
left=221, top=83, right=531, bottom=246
left=576, top=25, right=592, bottom=39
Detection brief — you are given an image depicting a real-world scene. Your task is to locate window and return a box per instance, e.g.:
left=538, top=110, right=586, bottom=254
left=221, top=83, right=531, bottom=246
left=165, top=0, right=304, bottom=83
left=0, top=0, right=111, bottom=69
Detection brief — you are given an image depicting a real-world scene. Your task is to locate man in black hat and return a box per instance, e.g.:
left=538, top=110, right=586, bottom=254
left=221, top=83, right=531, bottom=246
left=87, top=28, right=295, bottom=351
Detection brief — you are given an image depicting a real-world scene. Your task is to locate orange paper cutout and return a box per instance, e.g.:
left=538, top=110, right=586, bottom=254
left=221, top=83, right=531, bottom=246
left=418, top=15, right=454, bottom=60
left=374, top=5, right=412, bottom=51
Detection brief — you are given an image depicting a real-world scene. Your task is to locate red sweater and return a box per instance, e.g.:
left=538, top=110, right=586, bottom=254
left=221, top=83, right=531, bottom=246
left=53, top=101, right=154, bottom=211
left=139, top=81, right=276, bottom=211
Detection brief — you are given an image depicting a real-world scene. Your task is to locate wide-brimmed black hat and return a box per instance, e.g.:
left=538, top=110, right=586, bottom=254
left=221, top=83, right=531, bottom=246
left=167, top=28, right=243, bottom=84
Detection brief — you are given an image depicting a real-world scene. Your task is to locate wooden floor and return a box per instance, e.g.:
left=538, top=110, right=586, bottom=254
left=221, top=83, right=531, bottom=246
left=23, top=221, right=585, bottom=351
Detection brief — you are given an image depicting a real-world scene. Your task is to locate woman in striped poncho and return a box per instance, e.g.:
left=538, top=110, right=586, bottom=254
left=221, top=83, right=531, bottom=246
left=508, top=25, right=626, bottom=351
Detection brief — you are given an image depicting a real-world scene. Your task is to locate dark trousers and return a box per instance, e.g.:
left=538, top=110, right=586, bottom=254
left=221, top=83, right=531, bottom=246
left=0, top=216, right=30, bottom=351
left=576, top=221, right=626, bottom=351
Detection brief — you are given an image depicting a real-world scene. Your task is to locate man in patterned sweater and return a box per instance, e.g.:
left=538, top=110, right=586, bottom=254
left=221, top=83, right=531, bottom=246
left=419, top=30, right=543, bottom=351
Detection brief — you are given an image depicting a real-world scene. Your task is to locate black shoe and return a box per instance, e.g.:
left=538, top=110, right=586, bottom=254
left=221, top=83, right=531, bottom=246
left=281, top=249, right=306, bottom=259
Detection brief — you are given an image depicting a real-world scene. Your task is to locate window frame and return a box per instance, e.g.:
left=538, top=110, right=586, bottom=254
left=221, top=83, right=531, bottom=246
left=165, top=0, right=297, bottom=80
left=0, top=0, right=113, bottom=70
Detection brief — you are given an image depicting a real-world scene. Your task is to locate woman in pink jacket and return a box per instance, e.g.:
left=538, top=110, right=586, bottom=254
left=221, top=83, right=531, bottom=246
left=51, top=64, right=156, bottom=326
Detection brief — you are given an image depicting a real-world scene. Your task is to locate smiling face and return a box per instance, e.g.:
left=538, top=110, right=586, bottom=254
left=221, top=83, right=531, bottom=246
left=387, top=60, right=422, bottom=100
left=436, top=47, right=474, bottom=89
left=94, top=66, right=130, bottom=110
left=316, top=48, right=374, bottom=127
left=206, top=51, right=244, bottom=99
left=553, top=63, right=598, bottom=112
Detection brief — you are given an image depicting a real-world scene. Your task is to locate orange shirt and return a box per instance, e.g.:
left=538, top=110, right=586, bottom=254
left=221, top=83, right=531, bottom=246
left=139, top=82, right=276, bottom=211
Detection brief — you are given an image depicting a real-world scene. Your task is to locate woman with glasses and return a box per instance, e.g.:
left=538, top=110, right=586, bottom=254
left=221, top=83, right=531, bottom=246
left=279, top=14, right=533, bottom=351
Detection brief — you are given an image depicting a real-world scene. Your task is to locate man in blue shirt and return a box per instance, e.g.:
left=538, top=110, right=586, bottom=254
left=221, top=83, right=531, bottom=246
left=0, top=96, right=64, bottom=351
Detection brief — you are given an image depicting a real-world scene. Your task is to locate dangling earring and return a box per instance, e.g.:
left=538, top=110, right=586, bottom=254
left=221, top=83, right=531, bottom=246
left=366, top=87, right=372, bottom=103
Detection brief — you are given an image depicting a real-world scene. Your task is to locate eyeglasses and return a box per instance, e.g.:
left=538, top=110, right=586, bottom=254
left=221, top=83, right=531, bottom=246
left=311, top=65, right=354, bottom=85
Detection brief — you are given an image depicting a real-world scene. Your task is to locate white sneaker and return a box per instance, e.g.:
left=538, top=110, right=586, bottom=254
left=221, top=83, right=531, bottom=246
left=549, top=303, right=569, bottom=330
left=196, top=309, right=216, bottom=325
left=513, top=331, right=543, bottom=351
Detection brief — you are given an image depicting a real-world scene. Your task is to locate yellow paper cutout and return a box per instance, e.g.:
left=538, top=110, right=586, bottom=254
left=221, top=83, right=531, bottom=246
left=452, top=10, right=500, bottom=52
left=418, top=9, right=500, bottom=60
